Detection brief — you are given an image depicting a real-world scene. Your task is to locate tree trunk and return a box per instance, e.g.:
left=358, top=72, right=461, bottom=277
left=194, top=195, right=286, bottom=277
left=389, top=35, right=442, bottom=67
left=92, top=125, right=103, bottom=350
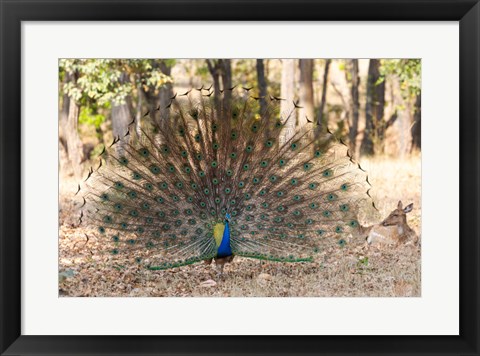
left=411, top=92, right=421, bottom=150
left=298, top=59, right=314, bottom=128
left=390, top=77, right=412, bottom=158
left=345, top=59, right=360, bottom=153
left=317, top=59, right=331, bottom=132
left=280, top=59, right=296, bottom=144
left=207, top=59, right=232, bottom=117
left=206, top=59, right=221, bottom=95
left=361, top=59, right=385, bottom=155
left=256, top=59, right=268, bottom=114
left=221, top=59, right=232, bottom=103
left=362, top=60, right=376, bottom=155
left=111, top=99, right=133, bottom=156
left=141, top=88, right=158, bottom=124
left=135, top=83, right=144, bottom=137
left=64, top=99, right=84, bottom=179
left=207, top=60, right=221, bottom=116
left=59, top=71, right=85, bottom=179
left=158, top=61, right=174, bottom=125
left=111, top=72, right=133, bottom=155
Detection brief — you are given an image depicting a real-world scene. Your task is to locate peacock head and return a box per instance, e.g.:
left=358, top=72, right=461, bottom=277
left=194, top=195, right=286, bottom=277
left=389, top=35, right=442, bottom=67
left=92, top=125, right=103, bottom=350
left=224, top=213, right=231, bottom=223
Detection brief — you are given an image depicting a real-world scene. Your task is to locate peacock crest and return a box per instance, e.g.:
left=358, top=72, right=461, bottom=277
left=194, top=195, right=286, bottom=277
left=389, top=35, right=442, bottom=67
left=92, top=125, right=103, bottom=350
left=78, top=89, right=375, bottom=271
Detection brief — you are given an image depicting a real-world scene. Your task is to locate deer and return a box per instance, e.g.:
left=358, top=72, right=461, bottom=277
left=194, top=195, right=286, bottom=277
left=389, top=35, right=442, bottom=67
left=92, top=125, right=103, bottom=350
left=362, top=201, right=418, bottom=248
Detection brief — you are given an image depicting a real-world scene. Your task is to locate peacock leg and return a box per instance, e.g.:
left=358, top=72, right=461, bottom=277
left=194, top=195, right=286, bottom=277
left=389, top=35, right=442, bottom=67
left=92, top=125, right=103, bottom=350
left=217, top=263, right=225, bottom=278
left=214, top=257, right=231, bottom=278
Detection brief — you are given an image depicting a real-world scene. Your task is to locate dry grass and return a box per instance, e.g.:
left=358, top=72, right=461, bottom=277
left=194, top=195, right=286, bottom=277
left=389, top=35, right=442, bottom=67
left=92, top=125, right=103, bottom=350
left=59, top=154, right=421, bottom=297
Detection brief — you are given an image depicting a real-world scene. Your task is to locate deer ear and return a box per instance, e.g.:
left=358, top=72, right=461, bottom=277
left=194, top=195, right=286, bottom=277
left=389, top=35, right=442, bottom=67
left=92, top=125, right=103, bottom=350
left=397, top=200, right=403, bottom=209
left=403, top=203, right=413, bottom=213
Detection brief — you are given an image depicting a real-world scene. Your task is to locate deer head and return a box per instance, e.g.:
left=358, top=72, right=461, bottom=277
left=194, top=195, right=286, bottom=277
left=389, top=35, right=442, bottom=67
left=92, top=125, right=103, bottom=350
left=382, top=201, right=413, bottom=228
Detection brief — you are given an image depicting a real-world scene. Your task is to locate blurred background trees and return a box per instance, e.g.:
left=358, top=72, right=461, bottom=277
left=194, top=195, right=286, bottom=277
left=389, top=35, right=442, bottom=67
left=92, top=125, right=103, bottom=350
left=59, top=58, right=421, bottom=177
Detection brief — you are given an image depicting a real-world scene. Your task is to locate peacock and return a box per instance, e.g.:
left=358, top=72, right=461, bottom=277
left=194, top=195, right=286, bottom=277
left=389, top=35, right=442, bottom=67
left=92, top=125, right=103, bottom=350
left=78, top=87, right=376, bottom=274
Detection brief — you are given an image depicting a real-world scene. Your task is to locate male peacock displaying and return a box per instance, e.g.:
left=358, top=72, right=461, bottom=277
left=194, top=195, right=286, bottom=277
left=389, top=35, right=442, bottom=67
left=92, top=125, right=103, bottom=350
left=79, top=87, right=375, bottom=274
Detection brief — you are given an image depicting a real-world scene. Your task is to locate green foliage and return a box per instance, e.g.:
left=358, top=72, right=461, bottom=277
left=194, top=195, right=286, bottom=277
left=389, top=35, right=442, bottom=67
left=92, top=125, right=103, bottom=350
left=195, top=65, right=210, bottom=79
left=59, top=59, right=173, bottom=105
left=379, top=59, right=421, bottom=98
left=79, top=106, right=106, bottom=128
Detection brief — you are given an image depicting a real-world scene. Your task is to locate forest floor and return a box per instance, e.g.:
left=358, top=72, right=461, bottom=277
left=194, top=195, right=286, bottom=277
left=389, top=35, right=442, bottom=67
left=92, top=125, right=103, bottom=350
left=59, top=153, right=421, bottom=297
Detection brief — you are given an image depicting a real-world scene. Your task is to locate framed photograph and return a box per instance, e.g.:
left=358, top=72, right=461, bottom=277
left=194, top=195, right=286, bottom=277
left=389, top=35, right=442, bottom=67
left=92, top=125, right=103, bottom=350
left=1, top=0, right=479, bottom=355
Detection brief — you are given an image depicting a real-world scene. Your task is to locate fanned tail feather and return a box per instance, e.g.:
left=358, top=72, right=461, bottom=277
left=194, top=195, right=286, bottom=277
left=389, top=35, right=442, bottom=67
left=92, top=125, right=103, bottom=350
left=80, top=89, right=375, bottom=269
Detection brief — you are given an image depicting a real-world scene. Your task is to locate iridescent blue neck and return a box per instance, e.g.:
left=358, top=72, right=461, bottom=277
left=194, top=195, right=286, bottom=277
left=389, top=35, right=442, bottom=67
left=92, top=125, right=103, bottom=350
left=217, top=221, right=232, bottom=257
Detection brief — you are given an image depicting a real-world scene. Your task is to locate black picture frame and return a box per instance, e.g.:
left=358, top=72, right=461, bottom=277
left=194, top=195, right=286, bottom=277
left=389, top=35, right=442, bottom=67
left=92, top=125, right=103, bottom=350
left=1, top=0, right=479, bottom=355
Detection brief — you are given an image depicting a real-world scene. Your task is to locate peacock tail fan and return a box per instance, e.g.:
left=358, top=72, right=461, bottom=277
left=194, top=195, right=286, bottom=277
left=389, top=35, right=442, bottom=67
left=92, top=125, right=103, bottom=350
left=79, top=88, right=376, bottom=271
